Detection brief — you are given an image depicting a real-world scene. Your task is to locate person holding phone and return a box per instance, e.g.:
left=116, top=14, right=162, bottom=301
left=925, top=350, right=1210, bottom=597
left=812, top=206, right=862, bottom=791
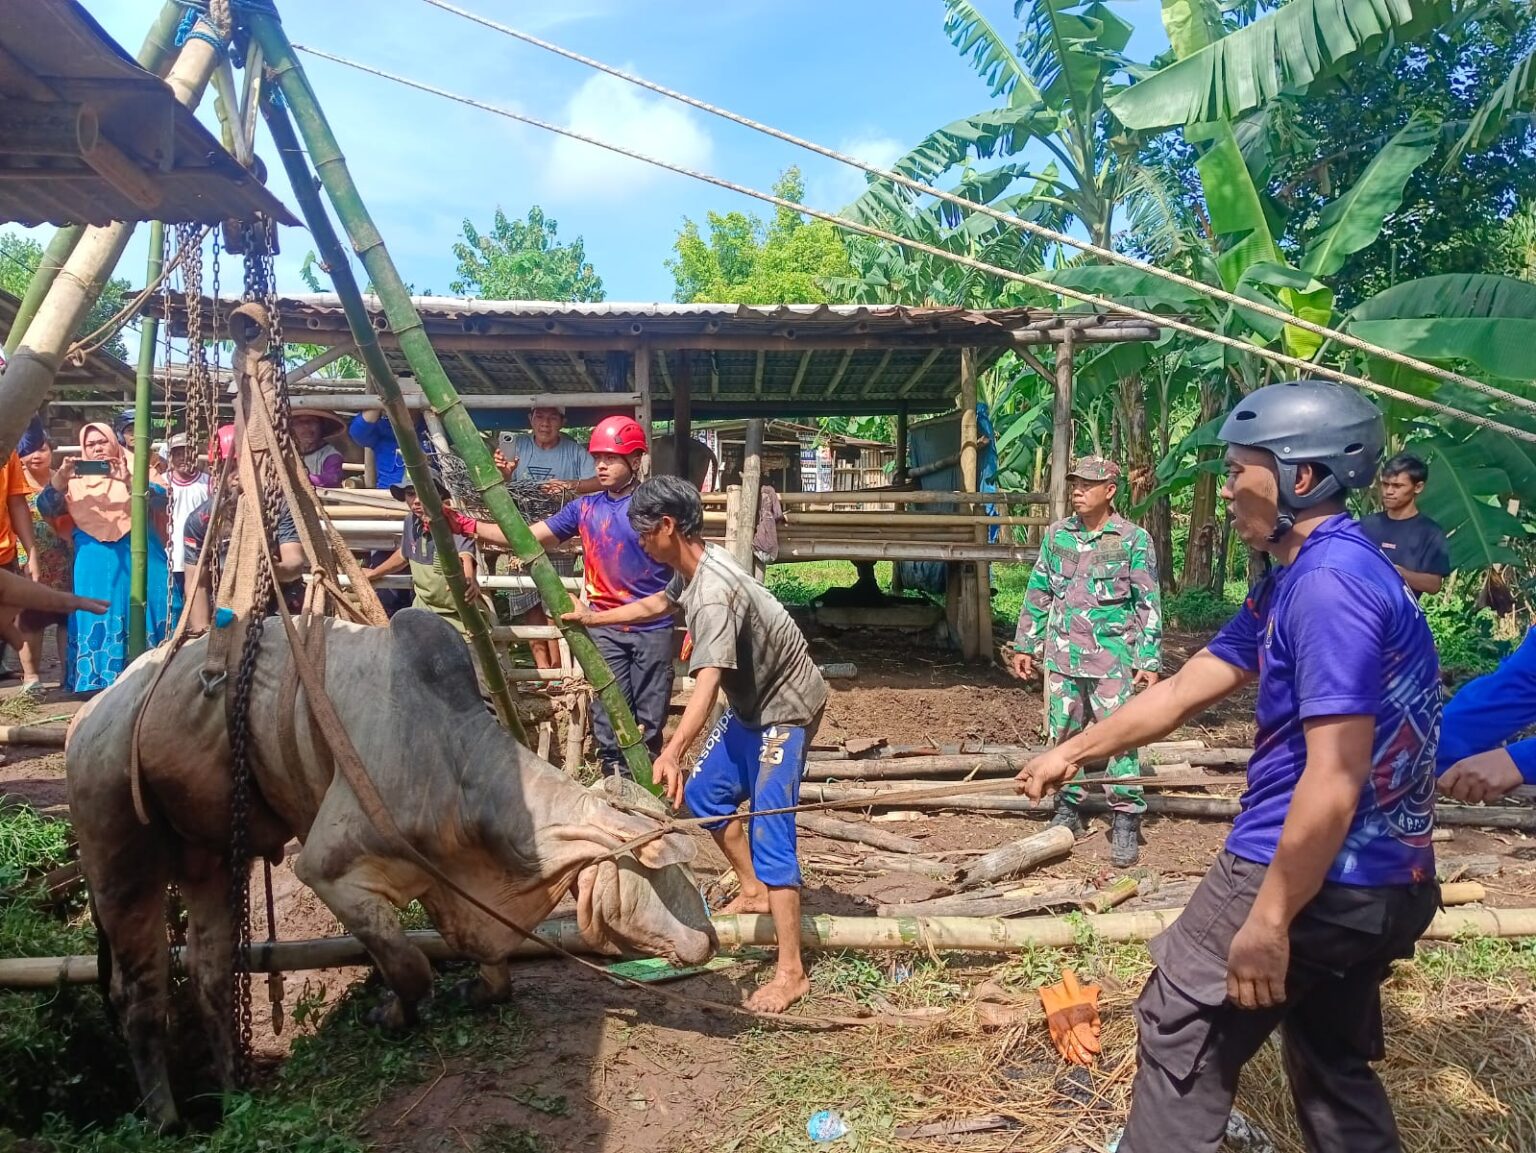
left=37, top=422, right=169, bottom=694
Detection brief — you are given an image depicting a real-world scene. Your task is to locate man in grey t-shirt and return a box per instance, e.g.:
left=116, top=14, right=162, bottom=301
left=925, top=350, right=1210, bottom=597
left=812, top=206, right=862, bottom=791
left=564, top=476, right=826, bottom=1014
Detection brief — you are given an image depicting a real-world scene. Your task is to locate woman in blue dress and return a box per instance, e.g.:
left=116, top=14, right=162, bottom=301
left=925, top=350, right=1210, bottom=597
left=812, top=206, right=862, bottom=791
left=37, top=421, right=168, bottom=694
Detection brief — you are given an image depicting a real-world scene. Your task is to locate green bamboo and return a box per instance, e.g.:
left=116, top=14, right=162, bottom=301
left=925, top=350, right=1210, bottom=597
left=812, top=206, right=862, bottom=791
left=127, top=223, right=165, bottom=659
left=3, top=2, right=185, bottom=358
left=252, top=13, right=656, bottom=792
left=259, top=90, right=528, bottom=746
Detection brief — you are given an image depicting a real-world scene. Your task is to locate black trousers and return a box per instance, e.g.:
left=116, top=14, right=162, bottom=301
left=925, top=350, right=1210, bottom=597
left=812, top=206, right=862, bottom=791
left=1121, top=851, right=1439, bottom=1153
left=588, top=625, right=675, bottom=777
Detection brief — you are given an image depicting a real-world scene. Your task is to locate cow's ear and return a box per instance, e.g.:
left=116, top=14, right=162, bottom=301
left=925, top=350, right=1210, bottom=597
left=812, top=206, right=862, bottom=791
left=632, top=830, right=696, bottom=870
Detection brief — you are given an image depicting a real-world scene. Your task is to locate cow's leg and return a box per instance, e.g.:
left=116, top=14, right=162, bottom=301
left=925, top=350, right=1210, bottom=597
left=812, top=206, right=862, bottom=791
left=174, top=846, right=241, bottom=1092
left=452, top=960, right=513, bottom=1008
left=91, top=852, right=179, bottom=1131
left=295, top=848, right=432, bottom=1030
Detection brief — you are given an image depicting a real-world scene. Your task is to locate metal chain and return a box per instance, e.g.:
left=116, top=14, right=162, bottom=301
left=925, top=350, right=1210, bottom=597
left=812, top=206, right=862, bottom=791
left=223, top=224, right=291, bottom=1082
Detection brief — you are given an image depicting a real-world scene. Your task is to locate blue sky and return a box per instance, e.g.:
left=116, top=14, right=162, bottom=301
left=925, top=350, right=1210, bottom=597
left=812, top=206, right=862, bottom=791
left=9, top=1, right=1177, bottom=310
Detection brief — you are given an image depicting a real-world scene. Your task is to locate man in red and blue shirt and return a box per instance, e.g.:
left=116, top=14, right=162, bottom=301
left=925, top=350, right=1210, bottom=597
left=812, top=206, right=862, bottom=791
left=464, top=416, right=674, bottom=777
left=1018, top=380, right=1440, bottom=1153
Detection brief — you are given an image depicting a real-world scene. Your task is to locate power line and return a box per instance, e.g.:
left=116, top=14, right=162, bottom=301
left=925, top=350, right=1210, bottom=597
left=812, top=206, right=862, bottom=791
left=290, top=42, right=1536, bottom=446
left=413, top=0, right=1536, bottom=419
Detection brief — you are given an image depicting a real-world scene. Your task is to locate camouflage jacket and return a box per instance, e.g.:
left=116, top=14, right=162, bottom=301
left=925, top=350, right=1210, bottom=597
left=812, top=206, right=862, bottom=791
left=1014, top=513, right=1163, bottom=676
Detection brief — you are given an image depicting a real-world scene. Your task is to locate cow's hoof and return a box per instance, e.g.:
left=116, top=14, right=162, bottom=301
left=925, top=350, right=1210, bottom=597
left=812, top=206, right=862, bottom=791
left=364, top=993, right=422, bottom=1032
left=450, top=976, right=511, bottom=1009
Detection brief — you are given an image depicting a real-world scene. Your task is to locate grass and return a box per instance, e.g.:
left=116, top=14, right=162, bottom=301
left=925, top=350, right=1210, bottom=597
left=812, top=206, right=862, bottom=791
left=0, top=800, right=74, bottom=894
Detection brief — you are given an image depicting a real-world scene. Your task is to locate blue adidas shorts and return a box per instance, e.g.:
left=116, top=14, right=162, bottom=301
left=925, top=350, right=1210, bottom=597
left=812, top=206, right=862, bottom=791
left=684, top=709, right=816, bottom=888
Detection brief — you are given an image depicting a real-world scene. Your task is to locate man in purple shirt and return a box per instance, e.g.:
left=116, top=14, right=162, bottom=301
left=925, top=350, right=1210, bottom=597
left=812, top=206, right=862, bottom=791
left=1018, top=380, right=1440, bottom=1153
left=463, top=416, right=674, bottom=778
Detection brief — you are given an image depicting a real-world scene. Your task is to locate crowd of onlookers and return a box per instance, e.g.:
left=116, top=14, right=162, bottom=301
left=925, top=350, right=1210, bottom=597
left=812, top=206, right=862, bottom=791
left=0, top=402, right=605, bottom=699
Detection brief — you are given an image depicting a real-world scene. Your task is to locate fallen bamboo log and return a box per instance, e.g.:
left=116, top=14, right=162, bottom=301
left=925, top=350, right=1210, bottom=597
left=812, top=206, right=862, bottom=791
left=0, top=894, right=1509, bottom=988
left=798, top=813, right=927, bottom=855
left=952, top=826, right=1075, bottom=891
left=0, top=724, right=68, bottom=748
left=805, top=784, right=1536, bottom=830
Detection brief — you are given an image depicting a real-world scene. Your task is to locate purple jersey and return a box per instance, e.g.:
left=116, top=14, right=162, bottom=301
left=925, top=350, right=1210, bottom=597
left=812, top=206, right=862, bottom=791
left=1207, top=515, right=1439, bottom=886
left=544, top=488, right=673, bottom=632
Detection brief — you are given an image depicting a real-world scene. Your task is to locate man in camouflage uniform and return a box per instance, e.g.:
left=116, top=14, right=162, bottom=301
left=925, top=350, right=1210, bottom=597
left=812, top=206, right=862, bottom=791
left=1008, top=456, right=1162, bottom=866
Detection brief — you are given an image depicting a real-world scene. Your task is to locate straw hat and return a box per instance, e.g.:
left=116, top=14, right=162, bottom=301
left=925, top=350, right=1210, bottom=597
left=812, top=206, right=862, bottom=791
left=289, top=408, right=346, bottom=437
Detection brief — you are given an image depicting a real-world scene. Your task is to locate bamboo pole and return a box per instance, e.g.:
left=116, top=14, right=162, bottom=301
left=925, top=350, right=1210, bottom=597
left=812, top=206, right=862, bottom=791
left=1, top=2, right=185, bottom=358
left=0, top=11, right=220, bottom=459
left=700, top=490, right=1048, bottom=507
left=255, top=16, right=646, bottom=783
left=0, top=897, right=1520, bottom=989
left=0, top=725, right=68, bottom=748
left=127, top=222, right=164, bottom=660
left=258, top=91, right=527, bottom=745
left=952, top=825, right=1075, bottom=891
left=805, top=782, right=1536, bottom=830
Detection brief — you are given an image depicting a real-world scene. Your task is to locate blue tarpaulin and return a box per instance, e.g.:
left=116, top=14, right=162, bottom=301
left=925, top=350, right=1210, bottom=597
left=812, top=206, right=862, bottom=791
left=896, top=404, right=999, bottom=594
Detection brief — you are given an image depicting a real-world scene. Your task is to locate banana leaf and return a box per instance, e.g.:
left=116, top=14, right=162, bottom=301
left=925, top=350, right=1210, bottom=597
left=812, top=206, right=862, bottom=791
left=1348, top=274, right=1536, bottom=382
left=1414, top=434, right=1529, bottom=569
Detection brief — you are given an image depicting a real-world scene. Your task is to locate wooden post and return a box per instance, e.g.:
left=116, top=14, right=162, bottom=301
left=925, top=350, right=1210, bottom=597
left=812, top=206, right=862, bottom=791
left=635, top=344, right=653, bottom=480
left=1049, top=333, right=1076, bottom=523
left=732, top=418, right=764, bottom=569
left=895, top=403, right=910, bottom=486
left=955, top=349, right=982, bottom=660
left=673, top=351, right=692, bottom=480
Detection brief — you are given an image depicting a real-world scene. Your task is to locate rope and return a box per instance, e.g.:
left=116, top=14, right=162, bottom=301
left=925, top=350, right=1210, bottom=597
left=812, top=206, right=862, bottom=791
left=290, top=44, right=1536, bottom=448
left=414, top=0, right=1536, bottom=418
left=65, top=227, right=210, bottom=362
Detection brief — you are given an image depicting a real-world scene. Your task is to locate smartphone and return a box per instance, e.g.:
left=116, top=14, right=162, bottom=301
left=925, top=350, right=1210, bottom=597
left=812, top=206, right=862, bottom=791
left=74, top=459, right=111, bottom=476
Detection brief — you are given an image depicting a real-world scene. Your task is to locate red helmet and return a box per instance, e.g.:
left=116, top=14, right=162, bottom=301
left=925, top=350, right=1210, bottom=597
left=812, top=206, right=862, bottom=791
left=209, top=423, right=238, bottom=467
left=588, top=415, right=647, bottom=456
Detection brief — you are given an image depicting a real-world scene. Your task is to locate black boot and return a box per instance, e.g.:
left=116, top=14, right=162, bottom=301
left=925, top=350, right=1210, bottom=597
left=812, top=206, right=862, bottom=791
left=1110, top=812, right=1142, bottom=868
left=1047, top=796, right=1086, bottom=837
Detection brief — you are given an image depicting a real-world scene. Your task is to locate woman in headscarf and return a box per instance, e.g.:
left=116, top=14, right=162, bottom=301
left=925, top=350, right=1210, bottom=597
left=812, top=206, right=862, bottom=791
left=36, top=421, right=169, bottom=693
left=291, top=408, right=347, bottom=488
left=16, top=419, right=74, bottom=686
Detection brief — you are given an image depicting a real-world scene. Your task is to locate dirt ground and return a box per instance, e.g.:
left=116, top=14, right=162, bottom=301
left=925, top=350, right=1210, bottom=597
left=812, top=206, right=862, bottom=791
left=6, top=622, right=1536, bottom=1151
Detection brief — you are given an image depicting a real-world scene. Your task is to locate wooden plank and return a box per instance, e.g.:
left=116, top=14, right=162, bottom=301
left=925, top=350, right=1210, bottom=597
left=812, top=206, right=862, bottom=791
left=822, top=349, right=855, bottom=397
left=733, top=419, right=764, bottom=568
left=1049, top=333, right=1075, bottom=522
left=858, top=348, right=895, bottom=397
left=789, top=349, right=813, bottom=396
left=753, top=349, right=765, bottom=397
left=636, top=343, right=654, bottom=479
left=897, top=347, right=946, bottom=397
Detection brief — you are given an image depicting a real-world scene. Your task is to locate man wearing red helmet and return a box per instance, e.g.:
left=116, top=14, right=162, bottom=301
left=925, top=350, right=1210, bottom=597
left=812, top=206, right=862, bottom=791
left=462, top=415, right=675, bottom=777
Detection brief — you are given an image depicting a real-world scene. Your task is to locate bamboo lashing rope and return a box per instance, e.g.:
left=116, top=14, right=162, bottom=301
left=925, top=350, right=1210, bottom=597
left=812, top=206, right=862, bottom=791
left=292, top=44, right=1536, bottom=448
left=414, top=0, right=1536, bottom=418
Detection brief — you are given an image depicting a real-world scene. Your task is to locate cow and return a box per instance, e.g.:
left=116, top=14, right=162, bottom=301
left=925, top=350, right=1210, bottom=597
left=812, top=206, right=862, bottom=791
left=65, top=609, right=715, bottom=1131
left=649, top=433, right=717, bottom=490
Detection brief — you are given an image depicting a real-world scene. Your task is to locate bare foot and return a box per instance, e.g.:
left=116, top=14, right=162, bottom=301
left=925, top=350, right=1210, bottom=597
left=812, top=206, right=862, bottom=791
left=745, top=968, right=810, bottom=1014
left=717, top=890, right=771, bottom=915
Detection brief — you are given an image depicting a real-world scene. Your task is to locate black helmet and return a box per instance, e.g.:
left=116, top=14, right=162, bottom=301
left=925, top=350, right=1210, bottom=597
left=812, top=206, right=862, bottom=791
left=1219, top=380, right=1384, bottom=536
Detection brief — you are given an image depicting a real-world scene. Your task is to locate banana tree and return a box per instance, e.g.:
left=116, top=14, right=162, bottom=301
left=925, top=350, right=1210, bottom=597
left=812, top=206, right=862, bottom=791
left=843, top=0, right=1184, bottom=304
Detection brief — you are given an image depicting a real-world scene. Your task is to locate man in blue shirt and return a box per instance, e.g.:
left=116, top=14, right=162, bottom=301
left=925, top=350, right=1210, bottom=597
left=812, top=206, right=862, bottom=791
left=1436, top=629, right=1536, bottom=802
left=1018, top=380, right=1440, bottom=1153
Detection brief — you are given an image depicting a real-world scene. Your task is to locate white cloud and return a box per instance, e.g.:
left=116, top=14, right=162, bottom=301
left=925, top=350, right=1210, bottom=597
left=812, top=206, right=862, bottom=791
left=542, top=72, right=713, bottom=202
left=807, top=133, right=907, bottom=211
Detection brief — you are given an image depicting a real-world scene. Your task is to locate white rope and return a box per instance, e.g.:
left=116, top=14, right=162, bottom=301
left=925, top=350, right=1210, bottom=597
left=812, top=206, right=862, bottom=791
left=414, top=0, right=1536, bottom=419
left=290, top=43, right=1536, bottom=447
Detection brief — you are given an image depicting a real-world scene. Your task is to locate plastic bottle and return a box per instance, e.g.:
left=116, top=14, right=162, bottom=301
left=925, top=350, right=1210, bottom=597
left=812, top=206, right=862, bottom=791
left=806, top=1110, right=849, bottom=1142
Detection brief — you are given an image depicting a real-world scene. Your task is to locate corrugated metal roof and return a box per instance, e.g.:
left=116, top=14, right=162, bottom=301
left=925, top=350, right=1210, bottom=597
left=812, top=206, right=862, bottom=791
left=152, top=293, right=1162, bottom=418
left=0, top=288, right=136, bottom=392
left=0, top=0, right=296, bottom=227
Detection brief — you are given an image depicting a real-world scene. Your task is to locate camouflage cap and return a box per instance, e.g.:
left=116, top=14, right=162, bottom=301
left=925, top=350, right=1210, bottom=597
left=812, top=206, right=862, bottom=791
left=1067, top=455, right=1122, bottom=482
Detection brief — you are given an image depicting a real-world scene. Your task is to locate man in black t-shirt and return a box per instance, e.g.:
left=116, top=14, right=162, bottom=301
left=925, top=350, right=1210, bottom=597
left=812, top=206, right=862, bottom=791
left=1360, top=453, right=1451, bottom=597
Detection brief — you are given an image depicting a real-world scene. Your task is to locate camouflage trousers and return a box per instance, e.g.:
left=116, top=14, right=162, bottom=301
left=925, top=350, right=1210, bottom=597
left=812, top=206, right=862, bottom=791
left=1046, top=670, right=1145, bottom=814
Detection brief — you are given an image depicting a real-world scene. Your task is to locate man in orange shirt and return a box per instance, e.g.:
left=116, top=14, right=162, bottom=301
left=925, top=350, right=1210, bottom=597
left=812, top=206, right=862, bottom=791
left=0, top=449, right=40, bottom=683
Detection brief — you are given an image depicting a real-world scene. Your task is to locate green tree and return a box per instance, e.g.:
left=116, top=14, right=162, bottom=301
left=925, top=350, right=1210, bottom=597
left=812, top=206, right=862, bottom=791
left=0, top=234, right=132, bottom=362
left=450, top=206, right=604, bottom=302
left=667, top=168, right=855, bottom=304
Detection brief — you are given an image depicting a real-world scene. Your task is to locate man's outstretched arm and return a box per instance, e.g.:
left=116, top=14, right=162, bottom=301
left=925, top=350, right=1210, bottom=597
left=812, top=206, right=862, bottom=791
left=1017, top=649, right=1252, bottom=797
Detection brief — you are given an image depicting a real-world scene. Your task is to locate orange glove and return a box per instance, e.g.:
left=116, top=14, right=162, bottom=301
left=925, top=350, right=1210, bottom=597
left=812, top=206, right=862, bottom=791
left=1037, top=969, right=1102, bottom=1066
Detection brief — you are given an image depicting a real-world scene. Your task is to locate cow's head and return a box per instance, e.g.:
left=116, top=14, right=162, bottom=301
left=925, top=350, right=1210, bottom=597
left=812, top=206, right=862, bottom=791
left=572, top=779, right=716, bottom=967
